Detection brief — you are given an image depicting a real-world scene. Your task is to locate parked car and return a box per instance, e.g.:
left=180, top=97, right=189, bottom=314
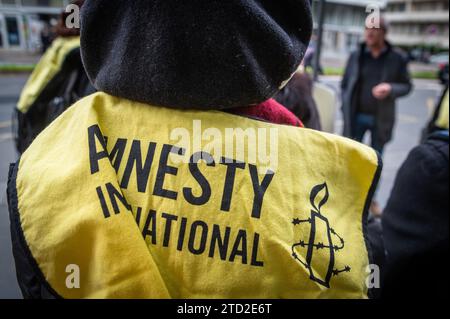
left=429, top=52, right=449, bottom=65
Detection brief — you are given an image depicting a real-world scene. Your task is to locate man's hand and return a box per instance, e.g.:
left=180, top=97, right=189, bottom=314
left=372, top=83, right=392, bottom=100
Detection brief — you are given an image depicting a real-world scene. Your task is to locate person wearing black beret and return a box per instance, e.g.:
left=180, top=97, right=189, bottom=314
left=8, top=0, right=383, bottom=299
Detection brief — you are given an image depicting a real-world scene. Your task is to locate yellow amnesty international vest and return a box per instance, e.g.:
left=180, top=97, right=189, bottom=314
left=436, top=89, right=449, bottom=130
left=16, top=36, right=80, bottom=114
left=10, top=92, right=381, bottom=299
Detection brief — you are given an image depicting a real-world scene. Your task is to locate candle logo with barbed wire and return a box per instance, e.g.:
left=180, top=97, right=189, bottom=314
left=291, top=183, right=350, bottom=288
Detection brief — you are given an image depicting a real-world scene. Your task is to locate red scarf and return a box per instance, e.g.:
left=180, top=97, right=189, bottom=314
left=227, top=99, right=304, bottom=128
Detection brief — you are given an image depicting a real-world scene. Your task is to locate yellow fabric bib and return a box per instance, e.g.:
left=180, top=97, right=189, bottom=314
left=13, top=92, right=381, bottom=299
left=436, top=89, right=449, bottom=130
left=17, top=36, right=80, bottom=114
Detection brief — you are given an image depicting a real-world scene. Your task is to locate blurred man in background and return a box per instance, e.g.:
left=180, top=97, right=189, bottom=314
left=341, top=18, right=412, bottom=156
left=341, top=18, right=412, bottom=216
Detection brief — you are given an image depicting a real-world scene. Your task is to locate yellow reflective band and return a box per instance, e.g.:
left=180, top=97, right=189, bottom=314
left=436, top=89, right=449, bottom=130
left=15, top=92, right=381, bottom=299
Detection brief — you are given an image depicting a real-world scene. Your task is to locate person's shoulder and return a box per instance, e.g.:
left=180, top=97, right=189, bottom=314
left=406, top=134, right=449, bottom=179
left=390, top=46, right=409, bottom=62
left=426, top=132, right=450, bottom=162
left=349, top=48, right=360, bottom=59
left=344, top=44, right=362, bottom=61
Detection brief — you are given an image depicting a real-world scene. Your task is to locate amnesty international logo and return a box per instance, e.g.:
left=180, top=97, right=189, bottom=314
left=291, top=183, right=351, bottom=288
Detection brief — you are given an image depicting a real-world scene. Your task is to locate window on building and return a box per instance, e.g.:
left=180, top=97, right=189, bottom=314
left=387, top=3, right=406, bottom=12
left=5, top=16, right=20, bottom=46
left=21, top=0, right=66, bottom=7
left=412, top=1, right=445, bottom=11
left=0, top=0, right=19, bottom=6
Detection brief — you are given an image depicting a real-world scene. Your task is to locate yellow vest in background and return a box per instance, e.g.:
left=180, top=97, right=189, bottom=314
left=436, top=89, right=449, bottom=130
left=16, top=36, right=80, bottom=114
left=11, top=92, right=381, bottom=299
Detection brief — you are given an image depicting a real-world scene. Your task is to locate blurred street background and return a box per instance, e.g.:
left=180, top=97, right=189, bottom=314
left=0, top=0, right=448, bottom=298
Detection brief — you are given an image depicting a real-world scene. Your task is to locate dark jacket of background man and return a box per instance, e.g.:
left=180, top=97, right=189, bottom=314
left=341, top=42, right=412, bottom=147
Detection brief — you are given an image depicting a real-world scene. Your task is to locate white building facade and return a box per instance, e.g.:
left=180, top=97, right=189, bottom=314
left=0, top=0, right=69, bottom=52
left=385, top=0, right=449, bottom=51
left=312, top=0, right=387, bottom=59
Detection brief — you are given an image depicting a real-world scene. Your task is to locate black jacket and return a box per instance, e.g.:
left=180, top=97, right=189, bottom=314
left=341, top=42, right=412, bottom=145
left=382, top=131, right=449, bottom=299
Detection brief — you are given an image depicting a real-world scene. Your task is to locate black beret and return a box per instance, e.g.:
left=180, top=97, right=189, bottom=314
left=81, top=0, right=313, bottom=110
